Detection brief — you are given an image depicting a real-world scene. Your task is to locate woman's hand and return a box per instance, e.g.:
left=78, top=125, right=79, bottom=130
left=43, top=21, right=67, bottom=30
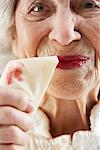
left=0, top=86, right=34, bottom=150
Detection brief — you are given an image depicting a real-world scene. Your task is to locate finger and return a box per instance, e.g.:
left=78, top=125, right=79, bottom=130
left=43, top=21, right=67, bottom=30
left=0, top=126, right=28, bottom=146
left=0, top=86, right=34, bottom=113
left=0, top=106, right=33, bottom=131
left=0, top=144, right=25, bottom=150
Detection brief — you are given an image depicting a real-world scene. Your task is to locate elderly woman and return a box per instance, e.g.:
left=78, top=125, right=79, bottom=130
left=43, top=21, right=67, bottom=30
left=0, top=0, right=100, bottom=149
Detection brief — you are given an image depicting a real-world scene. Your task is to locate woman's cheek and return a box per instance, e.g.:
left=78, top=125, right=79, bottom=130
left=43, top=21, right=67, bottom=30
left=36, top=37, right=51, bottom=57
left=15, top=17, right=51, bottom=58
left=78, top=16, right=100, bottom=54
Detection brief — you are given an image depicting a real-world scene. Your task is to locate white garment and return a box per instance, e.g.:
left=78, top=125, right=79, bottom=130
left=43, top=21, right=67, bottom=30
left=27, top=102, right=100, bottom=150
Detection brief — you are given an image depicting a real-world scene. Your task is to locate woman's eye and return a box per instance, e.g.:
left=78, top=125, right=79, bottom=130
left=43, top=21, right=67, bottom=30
left=33, top=3, right=45, bottom=12
left=27, top=2, right=54, bottom=21
left=29, top=3, right=50, bottom=14
left=81, top=0, right=96, bottom=9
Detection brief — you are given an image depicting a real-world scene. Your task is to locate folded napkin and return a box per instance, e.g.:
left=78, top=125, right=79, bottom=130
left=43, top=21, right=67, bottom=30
left=0, top=56, right=58, bottom=111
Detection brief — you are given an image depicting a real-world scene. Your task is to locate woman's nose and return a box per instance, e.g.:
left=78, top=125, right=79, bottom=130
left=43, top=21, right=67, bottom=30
left=49, top=11, right=81, bottom=46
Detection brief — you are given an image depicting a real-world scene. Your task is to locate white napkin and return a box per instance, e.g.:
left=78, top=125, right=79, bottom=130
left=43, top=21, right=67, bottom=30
left=0, top=56, right=58, bottom=111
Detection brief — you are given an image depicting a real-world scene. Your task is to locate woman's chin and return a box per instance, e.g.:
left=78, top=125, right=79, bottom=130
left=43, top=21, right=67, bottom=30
left=47, top=83, right=86, bottom=100
left=46, top=67, right=92, bottom=100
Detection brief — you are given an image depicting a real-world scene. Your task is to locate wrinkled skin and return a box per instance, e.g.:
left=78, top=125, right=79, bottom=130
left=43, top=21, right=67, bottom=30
left=0, top=0, right=100, bottom=149
left=13, top=0, right=100, bottom=99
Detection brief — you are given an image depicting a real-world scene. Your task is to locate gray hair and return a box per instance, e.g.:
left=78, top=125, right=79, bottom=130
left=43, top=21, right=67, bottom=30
left=0, top=0, right=17, bottom=73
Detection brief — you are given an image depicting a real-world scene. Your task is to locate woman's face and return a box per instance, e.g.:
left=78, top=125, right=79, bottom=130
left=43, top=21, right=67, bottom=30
left=12, top=0, right=100, bottom=99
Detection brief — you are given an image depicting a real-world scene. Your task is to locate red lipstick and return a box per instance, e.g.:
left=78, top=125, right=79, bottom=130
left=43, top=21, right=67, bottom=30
left=57, top=55, right=90, bottom=69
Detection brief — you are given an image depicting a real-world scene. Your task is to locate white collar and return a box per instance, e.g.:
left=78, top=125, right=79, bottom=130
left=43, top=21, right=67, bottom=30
left=31, top=102, right=100, bottom=149
left=32, top=102, right=100, bottom=138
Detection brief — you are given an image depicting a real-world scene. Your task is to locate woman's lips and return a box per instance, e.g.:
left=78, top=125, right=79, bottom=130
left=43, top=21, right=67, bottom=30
left=57, top=55, right=90, bottom=69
